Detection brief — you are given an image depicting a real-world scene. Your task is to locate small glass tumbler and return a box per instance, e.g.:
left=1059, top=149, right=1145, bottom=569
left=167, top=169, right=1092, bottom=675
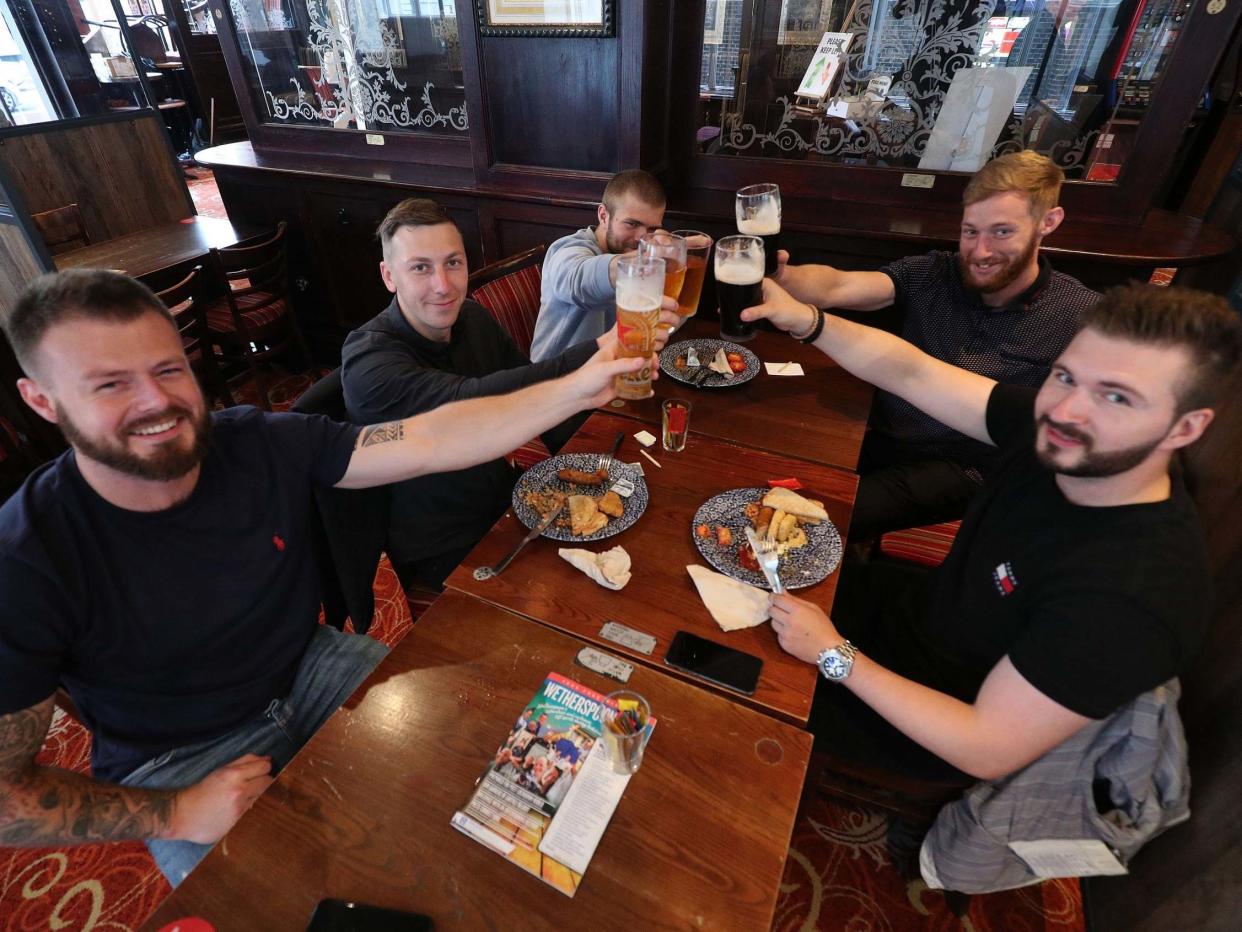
left=662, top=398, right=692, bottom=452
left=601, top=690, right=651, bottom=775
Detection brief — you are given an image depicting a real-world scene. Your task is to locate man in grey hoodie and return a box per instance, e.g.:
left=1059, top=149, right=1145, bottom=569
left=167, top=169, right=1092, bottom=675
left=531, top=170, right=666, bottom=361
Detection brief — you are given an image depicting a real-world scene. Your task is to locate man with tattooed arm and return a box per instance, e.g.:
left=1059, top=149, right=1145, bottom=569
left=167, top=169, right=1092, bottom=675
left=0, top=269, right=646, bottom=886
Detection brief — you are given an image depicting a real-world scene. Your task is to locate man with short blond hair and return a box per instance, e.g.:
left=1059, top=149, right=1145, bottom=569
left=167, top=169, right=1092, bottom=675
left=531, top=169, right=667, bottom=361
left=777, top=150, right=1098, bottom=540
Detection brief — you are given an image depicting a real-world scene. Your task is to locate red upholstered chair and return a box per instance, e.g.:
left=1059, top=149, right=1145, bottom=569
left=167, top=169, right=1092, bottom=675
left=468, top=245, right=552, bottom=469
left=152, top=264, right=237, bottom=409
left=878, top=520, right=962, bottom=568
left=204, top=222, right=314, bottom=411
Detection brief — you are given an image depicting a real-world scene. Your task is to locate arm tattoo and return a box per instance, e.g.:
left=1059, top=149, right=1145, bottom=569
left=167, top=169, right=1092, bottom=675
left=0, top=698, right=176, bottom=846
left=357, top=421, right=405, bottom=448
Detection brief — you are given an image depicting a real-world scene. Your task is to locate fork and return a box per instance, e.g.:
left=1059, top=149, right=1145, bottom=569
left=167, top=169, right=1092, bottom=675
left=745, top=527, right=784, bottom=594
left=598, top=431, right=625, bottom=476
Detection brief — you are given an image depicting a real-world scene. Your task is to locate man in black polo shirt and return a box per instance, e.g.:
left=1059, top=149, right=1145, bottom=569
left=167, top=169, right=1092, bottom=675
left=742, top=281, right=1239, bottom=785
left=775, top=151, right=1099, bottom=540
left=0, top=269, right=649, bottom=885
left=341, top=198, right=675, bottom=589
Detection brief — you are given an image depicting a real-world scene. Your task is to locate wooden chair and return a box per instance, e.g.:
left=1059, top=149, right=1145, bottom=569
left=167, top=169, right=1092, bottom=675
left=204, top=221, right=313, bottom=410
left=153, top=264, right=236, bottom=408
left=30, top=203, right=90, bottom=255
left=468, top=245, right=549, bottom=468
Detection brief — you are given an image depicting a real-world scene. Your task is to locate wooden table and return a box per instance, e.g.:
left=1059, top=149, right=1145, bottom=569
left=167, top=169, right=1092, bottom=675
left=604, top=317, right=874, bottom=471
left=447, top=412, right=858, bottom=725
left=55, top=216, right=256, bottom=281
left=145, top=592, right=812, bottom=931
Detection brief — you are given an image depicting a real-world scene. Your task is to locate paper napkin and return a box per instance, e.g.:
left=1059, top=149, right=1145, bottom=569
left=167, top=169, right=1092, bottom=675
left=686, top=565, right=770, bottom=631
left=764, top=361, right=805, bottom=376
left=559, top=546, right=632, bottom=590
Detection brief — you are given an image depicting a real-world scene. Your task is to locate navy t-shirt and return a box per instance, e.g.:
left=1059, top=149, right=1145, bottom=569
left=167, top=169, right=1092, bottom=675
left=0, top=406, right=359, bottom=782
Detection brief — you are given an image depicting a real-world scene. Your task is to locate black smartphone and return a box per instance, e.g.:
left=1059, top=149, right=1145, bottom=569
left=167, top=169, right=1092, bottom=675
left=664, top=630, right=763, bottom=695
left=306, top=899, right=434, bottom=932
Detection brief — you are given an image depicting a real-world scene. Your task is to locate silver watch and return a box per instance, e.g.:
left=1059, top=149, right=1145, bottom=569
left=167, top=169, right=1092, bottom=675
left=817, top=641, right=857, bottom=682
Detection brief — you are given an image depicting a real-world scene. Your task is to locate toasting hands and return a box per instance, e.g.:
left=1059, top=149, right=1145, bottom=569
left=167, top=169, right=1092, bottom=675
left=741, top=278, right=818, bottom=336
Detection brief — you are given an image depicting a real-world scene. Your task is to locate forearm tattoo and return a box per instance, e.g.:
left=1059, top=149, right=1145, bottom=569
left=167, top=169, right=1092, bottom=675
left=0, top=700, right=176, bottom=846
left=357, top=421, right=405, bottom=448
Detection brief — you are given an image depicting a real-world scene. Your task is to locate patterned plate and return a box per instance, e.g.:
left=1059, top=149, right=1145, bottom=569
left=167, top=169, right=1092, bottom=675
left=692, top=487, right=842, bottom=590
left=660, top=339, right=761, bottom=389
left=512, top=453, right=649, bottom=542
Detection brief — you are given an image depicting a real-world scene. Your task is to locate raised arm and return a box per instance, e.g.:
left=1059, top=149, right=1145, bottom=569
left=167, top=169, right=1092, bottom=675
left=336, top=346, right=645, bottom=489
left=772, top=251, right=896, bottom=311
left=0, top=697, right=272, bottom=847
left=745, top=279, right=997, bottom=445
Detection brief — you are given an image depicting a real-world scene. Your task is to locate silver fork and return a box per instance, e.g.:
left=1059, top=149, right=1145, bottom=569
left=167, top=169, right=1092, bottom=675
left=745, top=527, right=784, bottom=594
left=598, top=431, right=625, bottom=476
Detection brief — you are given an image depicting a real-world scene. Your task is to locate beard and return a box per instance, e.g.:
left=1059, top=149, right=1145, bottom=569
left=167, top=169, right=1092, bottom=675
left=603, top=220, right=635, bottom=255
left=1034, top=414, right=1165, bottom=478
left=57, top=402, right=213, bottom=482
left=960, top=234, right=1039, bottom=295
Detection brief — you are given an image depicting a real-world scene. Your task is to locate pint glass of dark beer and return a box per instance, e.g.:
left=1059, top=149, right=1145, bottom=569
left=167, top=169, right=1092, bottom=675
left=735, top=183, right=781, bottom=276
left=715, top=234, right=764, bottom=343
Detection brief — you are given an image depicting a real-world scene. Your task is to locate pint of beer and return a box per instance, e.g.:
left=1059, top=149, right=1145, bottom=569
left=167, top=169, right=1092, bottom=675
left=736, top=183, right=781, bottom=277
left=671, top=230, right=713, bottom=319
left=614, top=255, right=665, bottom=400
left=638, top=232, right=687, bottom=319
left=716, top=235, right=764, bottom=343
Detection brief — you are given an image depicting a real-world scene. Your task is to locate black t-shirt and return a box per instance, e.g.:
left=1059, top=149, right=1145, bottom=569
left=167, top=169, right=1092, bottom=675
left=869, top=384, right=1210, bottom=719
left=0, top=407, right=359, bottom=781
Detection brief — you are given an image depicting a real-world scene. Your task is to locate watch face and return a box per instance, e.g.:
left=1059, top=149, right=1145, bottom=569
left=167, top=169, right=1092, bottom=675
left=825, top=655, right=847, bottom=678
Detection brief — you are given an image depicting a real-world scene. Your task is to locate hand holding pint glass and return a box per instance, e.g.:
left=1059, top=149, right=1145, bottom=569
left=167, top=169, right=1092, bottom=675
left=716, top=235, right=764, bottom=343
left=735, top=183, right=781, bottom=277
left=614, top=255, right=665, bottom=400
left=638, top=232, right=687, bottom=331
left=671, top=230, right=713, bottom=320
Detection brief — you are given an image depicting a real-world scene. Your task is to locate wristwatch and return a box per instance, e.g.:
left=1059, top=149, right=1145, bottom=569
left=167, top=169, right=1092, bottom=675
left=817, top=640, right=857, bottom=682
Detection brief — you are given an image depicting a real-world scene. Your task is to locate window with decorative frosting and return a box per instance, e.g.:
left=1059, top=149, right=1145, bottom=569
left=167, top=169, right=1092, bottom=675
left=226, top=0, right=467, bottom=134
left=694, top=0, right=1196, bottom=180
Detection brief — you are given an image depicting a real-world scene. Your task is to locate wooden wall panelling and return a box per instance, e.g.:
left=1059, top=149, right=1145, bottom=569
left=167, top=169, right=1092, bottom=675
left=490, top=199, right=601, bottom=260
left=0, top=114, right=193, bottom=244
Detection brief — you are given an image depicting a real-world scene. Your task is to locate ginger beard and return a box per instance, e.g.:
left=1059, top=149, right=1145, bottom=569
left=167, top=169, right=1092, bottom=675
left=959, top=229, right=1039, bottom=295
left=56, top=400, right=213, bottom=482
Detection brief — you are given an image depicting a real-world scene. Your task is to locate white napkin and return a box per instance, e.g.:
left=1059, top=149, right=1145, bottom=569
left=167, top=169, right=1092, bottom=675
left=686, top=565, right=770, bottom=632
left=764, top=361, right=805, bottom=376
left=559, top=546, right=632, bottom=590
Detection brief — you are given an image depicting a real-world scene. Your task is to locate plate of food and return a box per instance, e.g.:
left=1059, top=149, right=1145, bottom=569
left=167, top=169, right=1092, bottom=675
left=692, top=486, right=842, bottom=590
left=660, top=339, right=761, bottom=388
left=513, top=453, right=649, bottom=542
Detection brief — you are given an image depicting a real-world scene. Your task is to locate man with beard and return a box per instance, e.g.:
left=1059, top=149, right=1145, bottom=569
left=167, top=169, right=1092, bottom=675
left=0, top=269, right=649, bottom=885
left=741, top=281, right=1239, bottom=789
left=773, top=151, right=1098, bottom=540
left=531, top=169, right=666, bottom=361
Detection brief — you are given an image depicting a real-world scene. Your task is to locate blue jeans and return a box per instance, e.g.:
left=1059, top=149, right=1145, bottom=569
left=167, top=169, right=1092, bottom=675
left=120, top=625, right=389, bottom=887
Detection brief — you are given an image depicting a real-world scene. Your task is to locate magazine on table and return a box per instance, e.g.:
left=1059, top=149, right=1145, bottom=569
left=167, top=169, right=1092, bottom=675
left=450, top=672, right=656, bottom=897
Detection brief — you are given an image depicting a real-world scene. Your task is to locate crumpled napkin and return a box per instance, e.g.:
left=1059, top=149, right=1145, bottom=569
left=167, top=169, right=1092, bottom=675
left=686, top=565, right=770, bottom=631
left=558, top=546, right=632, bottom=590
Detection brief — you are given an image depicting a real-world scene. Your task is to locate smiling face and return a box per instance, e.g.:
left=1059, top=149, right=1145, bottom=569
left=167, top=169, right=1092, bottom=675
left=1033, top=327, right=1197, bottom=479
left=380, top=222, right=469, bottom=342
left=958, top=191, right=1061, bottom=300
left=597, top=193, right=666, bottom=254
left=21, top=310, right=211, bottom=482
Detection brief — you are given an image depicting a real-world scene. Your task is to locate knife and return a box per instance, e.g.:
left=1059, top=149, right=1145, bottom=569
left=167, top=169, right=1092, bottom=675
left=486, top=500, right=566, bottom=578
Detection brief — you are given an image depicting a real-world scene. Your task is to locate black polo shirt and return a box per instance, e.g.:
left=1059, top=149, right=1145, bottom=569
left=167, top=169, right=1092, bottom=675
left=873, top=250, right=1098, bottom=472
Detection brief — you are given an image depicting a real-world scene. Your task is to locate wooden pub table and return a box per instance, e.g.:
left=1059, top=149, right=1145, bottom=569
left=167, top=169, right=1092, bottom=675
left=447, top=411, right=859, bottom=725
left=145, top=591, right=812, bottom=931
left=54, top=216, right=258, bottom=281
left=605, top=317, right=874, bottom=471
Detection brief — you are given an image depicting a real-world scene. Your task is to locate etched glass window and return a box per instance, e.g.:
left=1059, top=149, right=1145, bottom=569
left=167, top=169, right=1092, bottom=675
left=694, top=0, right=1197, bottom=180
left=227, top=0, right=466, bottom=134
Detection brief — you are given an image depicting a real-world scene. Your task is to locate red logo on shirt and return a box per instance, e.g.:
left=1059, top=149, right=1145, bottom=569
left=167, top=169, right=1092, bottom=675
left=993, top=561, right=1018, bottom=596
left=273, top=534, right=286, bottom=552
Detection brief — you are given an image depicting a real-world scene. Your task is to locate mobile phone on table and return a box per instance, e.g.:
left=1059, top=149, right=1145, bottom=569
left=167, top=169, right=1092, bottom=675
left=306, top=899, right=434, bottom=932
left=664, top=630, right=763, bottom=695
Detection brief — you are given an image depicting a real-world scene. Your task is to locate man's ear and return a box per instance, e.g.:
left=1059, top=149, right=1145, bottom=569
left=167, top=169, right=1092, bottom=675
left=1162, top=407, right=1214, bottom=451
left=379, top=260, right=397, bottom=295
left=17, top=377, right=60, bottom=425
left=597, top=203, right=609, bottom=228
left=1039, top=206, right=1065, bottom=238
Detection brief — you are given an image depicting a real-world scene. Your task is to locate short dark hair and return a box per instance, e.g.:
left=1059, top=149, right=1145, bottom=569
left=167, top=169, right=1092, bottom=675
left=1080, top=283, right=1242, bottom=414
left=602, top=170, right=665, bottom=214
left=3, top=269, right=172, bottom=375
left=376, top=198, right=461, bottom=259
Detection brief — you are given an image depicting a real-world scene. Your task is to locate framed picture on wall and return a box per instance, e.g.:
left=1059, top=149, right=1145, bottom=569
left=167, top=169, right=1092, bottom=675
left=476, top=0, right=615, bottom=37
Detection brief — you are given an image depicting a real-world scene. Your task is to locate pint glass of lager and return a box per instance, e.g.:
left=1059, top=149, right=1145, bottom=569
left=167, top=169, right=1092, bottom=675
left=614, top=255, right=665, bottom=400
left=670, top=230, right=713, bottom=320
left=735, top=183, right=781, bottom=277
left=638, top=231, right=687, bottom=331
left=715, top=235, right=764, bottom=343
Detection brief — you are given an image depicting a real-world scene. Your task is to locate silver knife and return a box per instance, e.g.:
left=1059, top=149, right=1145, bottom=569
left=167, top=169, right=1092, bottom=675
left=478, top=500, right=566, bottom=579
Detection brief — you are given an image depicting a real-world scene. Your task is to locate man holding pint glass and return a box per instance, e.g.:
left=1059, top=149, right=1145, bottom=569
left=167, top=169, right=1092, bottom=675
left=716, top=235, right=765, bottom=343
left=736, top=183, right=781, bottom=277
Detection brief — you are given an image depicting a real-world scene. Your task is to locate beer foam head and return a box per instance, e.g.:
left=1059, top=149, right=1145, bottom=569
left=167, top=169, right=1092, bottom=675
left=715, top=252, right=764, bottom=285
left=615, top=279, right=663, bottom=311
left=737, top=200, right=780, bottom=236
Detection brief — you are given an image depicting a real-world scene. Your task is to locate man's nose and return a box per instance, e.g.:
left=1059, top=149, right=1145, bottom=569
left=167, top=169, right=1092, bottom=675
left=1049, top=386, right=1090, bottom=423
left=133, top=375, right=175, bottom=412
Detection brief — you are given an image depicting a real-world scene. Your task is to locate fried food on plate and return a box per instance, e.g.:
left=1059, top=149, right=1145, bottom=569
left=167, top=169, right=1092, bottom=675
left=558, top=467, right=607, bottom=486
left=597, top=490, right=624, bottom=518
left=569, top=495, right=609, bottom=536
left=762, top=487, right=828, bottom=522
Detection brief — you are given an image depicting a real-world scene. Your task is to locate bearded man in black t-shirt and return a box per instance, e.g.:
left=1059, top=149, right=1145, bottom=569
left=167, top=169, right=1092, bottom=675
left=744, top=280, right=1240, bottom=785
